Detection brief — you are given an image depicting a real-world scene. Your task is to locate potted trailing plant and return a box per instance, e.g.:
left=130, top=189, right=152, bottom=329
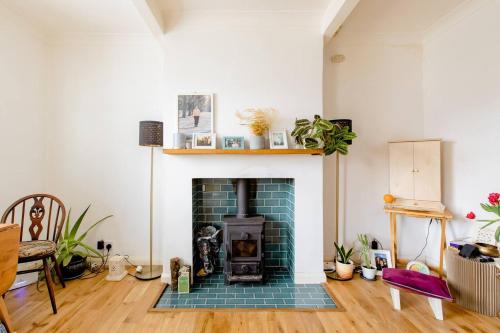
left=57, top=205, right=112, bottom=280
left=334, top=242, right=354, bottom=279
left=466, top=192, right=500, bottom=245
left=291, top=115, right=357, bottom=155
left=236, top=107, right=275, bottom=149
left=357, top=234, right=377, bottom=280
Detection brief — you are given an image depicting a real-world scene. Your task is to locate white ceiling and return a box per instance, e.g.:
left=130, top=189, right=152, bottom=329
left=1, top=0, right=151, bottom=35
left=157, top=0, right=332, bottom=12
left=337, top=0, right=466, bottom=40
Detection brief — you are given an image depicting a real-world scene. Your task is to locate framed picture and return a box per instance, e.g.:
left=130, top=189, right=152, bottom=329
left=177, top=94, right=213, bottom=135
left=192, top=133, right=216, bottom=149
left=222, top=136, right=244, bottom=150
left=269, top=130, right=288, bottom=149
left=370, top=249, right=393, bottom=275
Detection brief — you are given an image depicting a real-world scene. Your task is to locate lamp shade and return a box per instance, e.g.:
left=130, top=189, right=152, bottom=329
left=330, top=119, right=353, bottom=145
left=139, top=121, right=163, bottom=147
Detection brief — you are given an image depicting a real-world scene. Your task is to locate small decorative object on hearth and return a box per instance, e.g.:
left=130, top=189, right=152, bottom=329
left=466, top=192, right=500, bottom=244
left=236, top=107, right=276, bottom=149
left=358, top=234, right=377, bottom=280
left=195, top=226, right=221, bottom=277
left=331, top=242, right=354, bottom=280
left=137, top=120, right=163, bottom=280
left=170, top=257, right=181, bottom=291
left=178, top=267, right=190, bottom=293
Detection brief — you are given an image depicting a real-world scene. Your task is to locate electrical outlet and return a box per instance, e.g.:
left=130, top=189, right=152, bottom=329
left=103, top=240, right=114, bottom=252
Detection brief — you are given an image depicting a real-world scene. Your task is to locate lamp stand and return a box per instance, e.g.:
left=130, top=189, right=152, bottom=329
left=335, top=151, right=340, bottom=244
left=136, top=147, right=162, bottom=280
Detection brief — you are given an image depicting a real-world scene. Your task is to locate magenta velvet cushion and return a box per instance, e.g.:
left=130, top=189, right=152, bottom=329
left=382, top=268, right=453, bottom=301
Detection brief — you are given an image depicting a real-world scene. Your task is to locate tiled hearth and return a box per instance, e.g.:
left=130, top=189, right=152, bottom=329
left=155, top=269, right=336, bottom=309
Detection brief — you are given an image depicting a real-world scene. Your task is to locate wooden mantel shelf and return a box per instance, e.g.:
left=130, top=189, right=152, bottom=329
left=163, top=148, right=323, bottom=155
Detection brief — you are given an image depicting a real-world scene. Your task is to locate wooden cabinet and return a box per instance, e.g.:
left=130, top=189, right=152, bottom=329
left=389, top=140, right=443, bottom=211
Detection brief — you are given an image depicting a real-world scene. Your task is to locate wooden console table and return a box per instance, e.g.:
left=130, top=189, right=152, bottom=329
left=384, top=207, right=453, bottom=277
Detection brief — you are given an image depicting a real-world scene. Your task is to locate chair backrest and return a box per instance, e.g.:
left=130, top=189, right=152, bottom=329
left=0, top=224, right=20, bottom=295
left=1, top=194, right=66, bottom=243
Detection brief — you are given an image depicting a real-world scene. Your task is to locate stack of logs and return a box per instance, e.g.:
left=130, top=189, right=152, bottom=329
left=170, top=257, right=192, bottom=291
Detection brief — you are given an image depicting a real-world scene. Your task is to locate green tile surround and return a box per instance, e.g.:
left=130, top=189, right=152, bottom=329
left=155, top=269, right=336, bottom=309
left=192, top=178, right=295, bottom=277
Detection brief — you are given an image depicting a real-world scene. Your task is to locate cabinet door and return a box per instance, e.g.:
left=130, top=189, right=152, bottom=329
left=413, top=141, right=441, bottom=201
left=389, top=142, right=414, bottom=199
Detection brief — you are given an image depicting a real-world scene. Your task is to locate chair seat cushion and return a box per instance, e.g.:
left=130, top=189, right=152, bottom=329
left=19, top=240, right=56, bottom=259
left=382, top=268, right=453, bottom=301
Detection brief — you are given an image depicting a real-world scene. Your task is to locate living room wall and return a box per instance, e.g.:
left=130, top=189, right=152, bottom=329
left=0, top=4, right=47, bottom=208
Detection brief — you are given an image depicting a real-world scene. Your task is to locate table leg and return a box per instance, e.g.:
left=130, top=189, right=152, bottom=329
left=390, top=213, right=397, bottom=268
left=439, top=218, right=446, bottom=278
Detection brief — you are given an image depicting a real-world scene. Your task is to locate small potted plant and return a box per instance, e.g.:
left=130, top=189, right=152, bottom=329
left=357, top=234, right=377, bottom=280
left=236, top=107, right=275, bottom=149
left=334, top=242, right=354, bottom=279
left=57, top=205, right=112, bottom=280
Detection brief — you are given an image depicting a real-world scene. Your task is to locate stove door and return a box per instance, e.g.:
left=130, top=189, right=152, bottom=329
left=228, top=227, right=263, bottom=262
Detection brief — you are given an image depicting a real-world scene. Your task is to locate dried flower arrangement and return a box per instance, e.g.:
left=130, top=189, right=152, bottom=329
left=236, top=107, right=276, bottom=136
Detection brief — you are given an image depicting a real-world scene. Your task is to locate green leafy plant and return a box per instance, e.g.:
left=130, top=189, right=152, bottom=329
left=291, top=115, right=357, bottom=155
left=357, top=234, right=371, bottom=268
left=334, top=242, right=354, bottom=264
left=57, top=205, right=112, bottom=267
left=466, top=192, right=500, bottom=242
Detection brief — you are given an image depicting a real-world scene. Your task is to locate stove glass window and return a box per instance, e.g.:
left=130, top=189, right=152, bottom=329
left=232, top=240, right=258, bottom=257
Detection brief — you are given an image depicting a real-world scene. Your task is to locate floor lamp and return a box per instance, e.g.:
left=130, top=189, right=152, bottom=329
left=137, top=120, right=163, bottom=280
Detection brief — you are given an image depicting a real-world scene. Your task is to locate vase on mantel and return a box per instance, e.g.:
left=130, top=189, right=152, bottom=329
left=249, top=135, right=265, bottom=149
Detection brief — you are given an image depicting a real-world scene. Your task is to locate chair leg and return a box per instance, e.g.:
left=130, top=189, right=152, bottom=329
left=51, top=254, right=66, bottom=288
left=390, top=288, right=401, bottom=310
left=0, top=296, right=14, bottom=333
left=43, top=258, right=57, bottom=314
left=428, top=297, right=443, bottom=320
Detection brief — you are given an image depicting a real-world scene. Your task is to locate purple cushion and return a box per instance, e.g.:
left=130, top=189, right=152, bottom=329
left=382, top=268, right=453, bottom=301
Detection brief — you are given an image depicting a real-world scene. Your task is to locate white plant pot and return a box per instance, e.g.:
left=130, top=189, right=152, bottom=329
left=249, top=135, right=265, bottom=149
left=361, top=266, right=377, bottom=280
left=336, top=260, right=354, bottom=279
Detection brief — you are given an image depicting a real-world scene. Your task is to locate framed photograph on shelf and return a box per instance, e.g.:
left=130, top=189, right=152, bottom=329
left=177, top=94, right=213, bottom=136
left=370, top=249, right=393, bottom=275
left=192, top=133, right=216, bottom=149
left=269, top=130, right=288, bottom=149
left=222, top=136, right=244, bottom=150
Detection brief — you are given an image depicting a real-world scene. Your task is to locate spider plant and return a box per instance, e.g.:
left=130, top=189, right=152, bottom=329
left=57, top=205, right=112, bottom=267
left=357, top=234, right=371, bottom=268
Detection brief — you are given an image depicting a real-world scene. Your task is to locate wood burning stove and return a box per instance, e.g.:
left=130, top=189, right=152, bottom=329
left=223, top=179, right=265, bottom=285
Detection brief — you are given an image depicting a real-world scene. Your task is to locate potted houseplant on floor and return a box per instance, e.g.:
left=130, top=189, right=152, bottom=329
left=334, top=242, right=354, bottom=279
left=57, top=205, right=112, bottom=280
left=236, top=107, right=275, bottom=149
left=357, top=234, right=377, bottom=280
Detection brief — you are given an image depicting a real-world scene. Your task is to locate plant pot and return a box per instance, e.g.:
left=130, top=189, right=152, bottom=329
left=60, top=255, right=87, bottom=280
left=249, top=135, right=265, bottom=149
left=336, top=260, right=354, bottom=279
left=361, top=266, right=377, bottom=280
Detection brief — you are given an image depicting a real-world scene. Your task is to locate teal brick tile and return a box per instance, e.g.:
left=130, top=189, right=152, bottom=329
left=271, top=179, right=286, bottom=184
left=265, top=185, right=279, bottom=191
left=257, top=192, right=272, bottom=199
left=253, top=293, right=274, bottom=298
left=217, top=294, right=236, bottom=298
left=213, top=207, right=228, bottom=214
left=271, top=192, right=287, bottom=199
left=220, top=199, right=236, bottom=206
left=259, top=179, right=272, bottom=183
left=225, top=299, right=247, bottom=305
left=272, top=206, right=287, bottom=213
left=204, top=199, right=221, bottom=206
left=205, top=299, right=225, bottom=305
left=256, top=207, right=272, bottom=214
left=264, top=299, right=284, bottom=305
left=221, top=184, right=233, bottom=191
left=245, top=299, right=265, bottom=305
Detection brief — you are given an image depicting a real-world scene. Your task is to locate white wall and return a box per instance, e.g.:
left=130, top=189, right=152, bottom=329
left=0, top=4, right=47, bottom=208
left=45, top=35, right=164, bottom=262
left=422, top=0, right=500, bottom=249
left=160, top=11, right=325, bottom=282
left=323, top=38, right=424, bottom=260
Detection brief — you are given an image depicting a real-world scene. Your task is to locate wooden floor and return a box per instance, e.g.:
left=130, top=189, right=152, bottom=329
left=5, top=271, right=499, bottom=333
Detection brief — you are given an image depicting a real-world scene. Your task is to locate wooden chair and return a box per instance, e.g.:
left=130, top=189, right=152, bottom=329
left=1, top=194, right=67, bottom=314
left=0, top=224, right=20, bottom=333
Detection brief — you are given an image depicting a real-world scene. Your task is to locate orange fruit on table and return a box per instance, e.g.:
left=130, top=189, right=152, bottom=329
left=384, top=194, right=395, bottom=203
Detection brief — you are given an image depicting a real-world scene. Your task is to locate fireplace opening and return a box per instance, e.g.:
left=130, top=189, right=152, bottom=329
left=192, top=178, right=295, bottom=284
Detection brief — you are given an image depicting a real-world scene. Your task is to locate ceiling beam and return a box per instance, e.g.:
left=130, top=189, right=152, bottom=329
left=322, top=0, right=360, bottom=40
left=132, top=0, right=164, bottom=39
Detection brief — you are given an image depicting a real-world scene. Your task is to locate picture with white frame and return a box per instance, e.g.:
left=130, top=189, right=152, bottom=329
left=177, top=93, right=214, bottom=135
left=370, top=249, right=393, bottom=275
left=269, top=130, right=288, bottom=149
left=192, top=133, right=216, bottom=149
